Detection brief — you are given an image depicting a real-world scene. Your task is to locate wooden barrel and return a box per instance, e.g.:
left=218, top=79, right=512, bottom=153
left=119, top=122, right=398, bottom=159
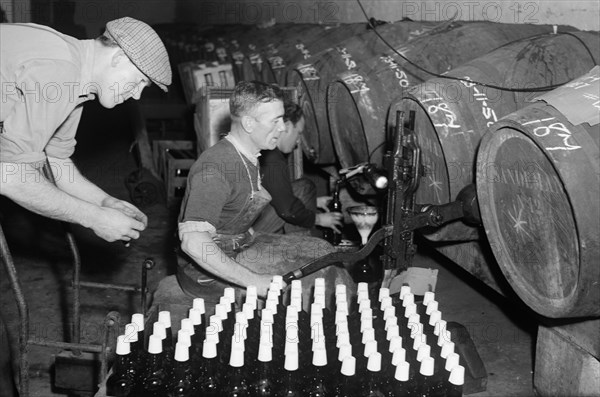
left=476, top=71, right=600, bottom=317
left=284, top=20, right=442, bottom=164
left=390, top=31, right=598, bottom=242
left=326, top=23, right=573, bottom=170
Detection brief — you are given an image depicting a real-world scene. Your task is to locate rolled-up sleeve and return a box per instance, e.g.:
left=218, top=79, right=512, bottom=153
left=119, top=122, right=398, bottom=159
left=0, top=60, right=81, bottom=163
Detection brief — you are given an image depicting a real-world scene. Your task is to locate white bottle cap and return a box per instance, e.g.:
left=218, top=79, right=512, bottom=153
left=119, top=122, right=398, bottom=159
left=235, top=322, right=248, bottom=340
left=202, top=339, right=217, bottom=359
left=231, top=333, right=245, bottom=352
left=235, top=311, right=248, bottom=327
left=438, top=327, right=452, bottom=347
left=399, top=285, right=411, bottom=299
left=188, top=308, right=202, bottom=326
left=290, top=296, right=302, bottom=312
left=315, top=277, right=325, bottom=289
left=419, top=356, right=435, bottom=376
left=311, top=336, right=325, bottom=352
left=336, top=321, right=349, bottom=337
left=177, top=329, right=192, bottom=347
left=269, top=282, right=280, bottom=295
left=391, top=347, right=406, bottom=366
left=380, top=296, right=393, bottom=311
left=336, top=331, right=350, bottom=348
left=423, top=291, right=435, bottom=306
left=440, top=341, right=455, bottom=359
left=272, top=275, right=283, bottom=289
left=258, top=341, right=272, bottom=362
left=434, top=319, right=448, bottom=337
left=261, top=308, right=274, bottom=324
left=382, top=306, right=395, bottom=322
left=360, top=307, right=373, bottom=322
left=449, top=365, right=465, bottom=386
left=412, top=334, right=425, bottom=350
left=313, top=291, right=326, bottom=308
left=285, top=338, right=299, bottom=356
left=395, top=360, right=410, bottom=382
left=267, top=288, right=279, bottom=302
left=180, top=318, right=195, bottom=335
left=131, top=313, right=144, bottom=331
left=357, top=282, right=369, bottom=296
left=286, top=307, right=299, bottom=322
left=148, top=334, right=163, bottom=354
left=362, top=327, right=375, bottom=344
left=224, top=287, right=236, bottom=303
left=246, top=285, right=257, bottom=300
left=404, top=303, right=417, bottom=318
left=219, top=296, right=232, bottom=312
left=338, top=343, right=352, bottom=362
left=124, top=324, right=138, bottom=343
left=385, top=315, right=398, bottom=331
left=402, top=293, right=414, bottom=307
left=335, top=284, right=346, bottom=296
left=378, top=288, right=390, bottom=302
left=417, top=344, right=431, bottom=362
left=445, top=352, right=461, bottom=372
left=358, top=299, right=371, bottom=314
left=116, top=335, right=130, bottom=355
left=429, top=310, right=442, bottom=326
left=286, top=321, right=299, bottom=342
left=291, top=279, right=302, bottom=291
left=388, top=335, right=403, bottom=353
left=407, top=315, right=422, bottom=336
left=363, top=339, right=378, bottom=358
left=208, top=314, right=223, bottom=333
left=153, top=322, right=167, bottom=340
left=367, top=352, right=382, bottom=372
left=158, top=311, right=171, bottom=328
left=312, top=345, right=327, bottom=366
left=311, top=302, right=323, bottom=317
left=193, top=298, right=205, bottom=314
left=284, top=350, right=299, bottom=371
left=341, top=356, right=356, bottom=377
left=360, top=317, right=373, bottom=333
left=242, top=303, right=255, bottom=320
left=426, top=300, right=439, bottom=316
left=335, top=310, right=347, bottom=325
left=214, top=304, right=228, bottom=321
left=386, top=324, right=399, bottom=341
left=229, top=346, right=244, bottom=367
left=260, top=323, right=273, bottom=346
left=174, top=341, right=189, bottom=362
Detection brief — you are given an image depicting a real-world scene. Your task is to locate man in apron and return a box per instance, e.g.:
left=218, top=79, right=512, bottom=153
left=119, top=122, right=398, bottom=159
left=177, top=81, right=354, bottom=305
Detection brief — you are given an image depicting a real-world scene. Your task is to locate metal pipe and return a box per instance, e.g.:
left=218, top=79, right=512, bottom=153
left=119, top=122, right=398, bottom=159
left=65, top=231, right=82, bottom=356
left=77, top=281, right=139, bottom=292
left=0, top=224, right=30, bottom=397
left=27, top=339, right=103, bottom=353
left=141, top=259, right=155, bottom=315
left=100, top=311, right=120, bottom=381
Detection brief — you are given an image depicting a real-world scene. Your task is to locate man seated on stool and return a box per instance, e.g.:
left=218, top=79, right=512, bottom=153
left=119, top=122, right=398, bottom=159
left=253, top=102, right=343, bottom=236
left=175, top=81, right=354, bottom=305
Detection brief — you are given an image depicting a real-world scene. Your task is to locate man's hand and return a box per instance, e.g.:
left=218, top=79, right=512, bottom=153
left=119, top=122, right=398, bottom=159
left=315, top=212, right=344, bottom=233
left=91, top=206, right=146, bottom=242
left=101, top=197, right=148, bottom=227
left=317, top=196, right=332, bottom=212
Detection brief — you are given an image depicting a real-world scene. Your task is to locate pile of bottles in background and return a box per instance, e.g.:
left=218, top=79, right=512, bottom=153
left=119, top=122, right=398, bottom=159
left=107, top=277, right=465, bottom=396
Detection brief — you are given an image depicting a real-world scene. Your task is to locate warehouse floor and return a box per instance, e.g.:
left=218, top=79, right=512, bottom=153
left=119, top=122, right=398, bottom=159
left=0, top=99, right=539, bottom=396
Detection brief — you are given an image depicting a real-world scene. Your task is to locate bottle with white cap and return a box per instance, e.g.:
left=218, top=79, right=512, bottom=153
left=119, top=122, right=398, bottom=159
left=158, top=311, right=174, bottom=349
left=390, top=360, right=417, bottom=397
left=139, top=334, right=168, bottom=396
left=193, top=298, right=206, bottom=329
left=167, top=341, right=197, bottom=396
left=106, top=335, right=136, bottom=397
left=249, top=340, right=276, bottom=396
left=416, top=356, right=435, bottom=397
left=360, top=352, right=387, bottom=397
left=304, top=345, right=329, bottom=396
left=333, top=355, right=356, bottom=397
left=278, top=349, right=302, bottom=396
left=197, top=339, right=221, bottom=396
left=446, top=364, right=465, bottom=397
left=223, top=344, right=249, bottom=396
left=131, top=313, right=146, bottom=351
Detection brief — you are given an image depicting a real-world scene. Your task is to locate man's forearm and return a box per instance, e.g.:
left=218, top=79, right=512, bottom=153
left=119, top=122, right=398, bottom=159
left=48, top=157, right=111, bottom=206
left=1, top=162, right=100, bottom=227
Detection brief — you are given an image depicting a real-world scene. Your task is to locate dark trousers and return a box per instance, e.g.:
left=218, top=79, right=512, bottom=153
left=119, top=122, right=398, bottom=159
left=253, top=178, right=317, bottom=235
left=0, top=313, right=17, bottom=397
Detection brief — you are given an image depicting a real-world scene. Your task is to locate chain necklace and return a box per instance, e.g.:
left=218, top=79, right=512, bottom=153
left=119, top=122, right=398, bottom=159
left=229, top=139, right=261, bottom=200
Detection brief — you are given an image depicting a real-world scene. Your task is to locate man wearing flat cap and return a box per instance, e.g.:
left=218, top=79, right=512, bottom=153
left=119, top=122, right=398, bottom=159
left=0, top=17, right=171, bottom=396
left=0, top=17, right=171, bottom=242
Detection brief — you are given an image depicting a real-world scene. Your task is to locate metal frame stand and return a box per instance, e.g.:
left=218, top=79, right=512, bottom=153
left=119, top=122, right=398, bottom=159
left=0, top=222, right=154, bottom=397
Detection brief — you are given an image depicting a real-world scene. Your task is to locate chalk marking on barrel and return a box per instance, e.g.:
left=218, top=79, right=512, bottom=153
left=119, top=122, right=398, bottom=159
left=507, top=199, right=531, bottom=239
left=533, top=122, right=581, bottom=151
left=427, top=175, right=443, bottom=203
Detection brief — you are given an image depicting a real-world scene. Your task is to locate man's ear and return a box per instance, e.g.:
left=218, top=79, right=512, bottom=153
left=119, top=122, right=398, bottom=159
left=241, top=115, right=254, bottom=132
left=110, top=49, right=127, bottom=67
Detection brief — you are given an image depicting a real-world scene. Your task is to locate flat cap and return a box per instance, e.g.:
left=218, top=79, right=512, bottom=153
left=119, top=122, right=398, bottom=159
left=105, top=17, right=171, bottom=92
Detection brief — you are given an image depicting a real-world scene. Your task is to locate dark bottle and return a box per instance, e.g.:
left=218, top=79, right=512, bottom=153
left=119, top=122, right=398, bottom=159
left=445, top=365, right=465, bottom=397
left=106, top=335, right=136, bottom=397
left=249, top=341, right=276, bottom=397
left=304, top=345, right=329, bottom=397
left=167, top=342, right=196, bottom=397
left=360, top=352, right=387, bottom=397
left=223, top=345, right=249, bottom=396
left=324, top=179, right=343, bottom=245
left=390, top=360, right=418, bottom=397
left=131, top=313, right=146, bottom=351
left=415, top=356, right=435, bottom=397
left=197, top=339, right=220, bottom=396
left=278, top=350, right=302, bottom=396
left=333, top=356, right=357, bottom=397
left=138, top=334, right=168, bottom=397
left=158, top=311, right=174, bottom=352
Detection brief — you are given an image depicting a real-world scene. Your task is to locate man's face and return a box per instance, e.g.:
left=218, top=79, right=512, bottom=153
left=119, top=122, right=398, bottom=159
left=248, top=100, right=286, bottom=151
left=278, top=116, right=305, bottom=154
left=97, top=51, right=150, bottom=109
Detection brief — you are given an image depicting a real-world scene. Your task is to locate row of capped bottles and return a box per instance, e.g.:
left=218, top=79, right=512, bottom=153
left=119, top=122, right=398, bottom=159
left=106, top=277, right=465, bottom=396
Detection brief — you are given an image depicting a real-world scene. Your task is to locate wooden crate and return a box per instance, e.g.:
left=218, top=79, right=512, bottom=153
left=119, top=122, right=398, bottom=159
left=151, top=140, right=196, bottom=203
left=535, top=319, right=600, bottom=396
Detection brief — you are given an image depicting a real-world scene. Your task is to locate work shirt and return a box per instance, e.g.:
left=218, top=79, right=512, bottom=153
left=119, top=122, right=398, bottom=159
left=260, top=148, right=316, bottom=228
left=0, top=23, right=95, bottom=164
